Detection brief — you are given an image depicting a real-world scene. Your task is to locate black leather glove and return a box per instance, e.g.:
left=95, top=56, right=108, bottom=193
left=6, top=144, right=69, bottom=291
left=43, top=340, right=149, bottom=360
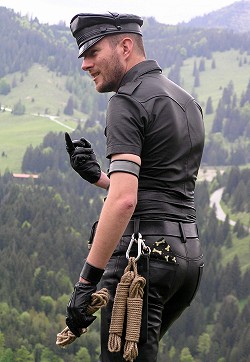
left=65, top=262, right=104, bottom=337
left=66, top=282, right=97, bottom=337
left=65, top=132, right=101, bottom=184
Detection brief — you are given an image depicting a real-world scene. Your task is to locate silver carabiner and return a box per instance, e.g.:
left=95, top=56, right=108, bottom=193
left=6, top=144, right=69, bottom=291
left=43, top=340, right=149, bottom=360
left=126, top=233, right=151, bottom=262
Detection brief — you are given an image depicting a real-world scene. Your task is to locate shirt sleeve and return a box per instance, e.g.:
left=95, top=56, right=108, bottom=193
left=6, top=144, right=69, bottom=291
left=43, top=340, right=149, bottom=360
left=105, top=94, right=148, bottom=159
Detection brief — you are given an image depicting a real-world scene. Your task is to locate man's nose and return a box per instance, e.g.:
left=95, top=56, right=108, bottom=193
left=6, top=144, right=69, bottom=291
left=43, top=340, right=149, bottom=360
left=81, top=58, right=92, bottom=71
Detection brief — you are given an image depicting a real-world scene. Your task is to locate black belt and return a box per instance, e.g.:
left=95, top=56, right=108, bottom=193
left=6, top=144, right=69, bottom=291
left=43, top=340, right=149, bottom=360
left=124, top=220, right=198, bottom=239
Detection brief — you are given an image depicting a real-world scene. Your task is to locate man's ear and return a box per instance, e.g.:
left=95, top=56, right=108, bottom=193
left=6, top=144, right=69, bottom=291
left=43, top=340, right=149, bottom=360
left=121, top=37, right=133, bottom=57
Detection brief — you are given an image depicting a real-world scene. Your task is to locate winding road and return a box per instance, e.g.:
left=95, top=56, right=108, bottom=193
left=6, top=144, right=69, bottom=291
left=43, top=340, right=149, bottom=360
left=209, top=187, right=236, bottom=227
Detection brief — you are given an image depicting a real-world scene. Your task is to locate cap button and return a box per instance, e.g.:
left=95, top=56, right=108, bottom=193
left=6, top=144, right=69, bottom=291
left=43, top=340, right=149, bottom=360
left=100, top=26, right=107, bottom=33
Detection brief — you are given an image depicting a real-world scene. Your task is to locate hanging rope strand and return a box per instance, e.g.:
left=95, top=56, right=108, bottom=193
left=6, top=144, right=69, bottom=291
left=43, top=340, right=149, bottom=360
left=108, top=258, right=135, bottom=352
left=108, top=257, right=146, bottom=362
left=123, top=258, right=146, bottom=362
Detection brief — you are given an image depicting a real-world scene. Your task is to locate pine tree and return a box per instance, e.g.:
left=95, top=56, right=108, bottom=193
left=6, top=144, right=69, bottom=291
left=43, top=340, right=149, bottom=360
left=194, top=70, right=200, bottom=87
left=199, top=58, right=205, bottom=71
left=205, top=96, right=213, bottom=114
left=64, top=96, right=74, bottom=115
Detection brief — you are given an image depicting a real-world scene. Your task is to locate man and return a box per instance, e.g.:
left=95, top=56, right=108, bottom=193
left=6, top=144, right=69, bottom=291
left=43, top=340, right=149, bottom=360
left=65, top=12, right=205, bottom=362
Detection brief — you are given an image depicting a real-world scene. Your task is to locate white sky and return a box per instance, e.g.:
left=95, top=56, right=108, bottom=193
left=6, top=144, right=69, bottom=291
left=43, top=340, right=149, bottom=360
left=0, top=0, right=238, bottom=26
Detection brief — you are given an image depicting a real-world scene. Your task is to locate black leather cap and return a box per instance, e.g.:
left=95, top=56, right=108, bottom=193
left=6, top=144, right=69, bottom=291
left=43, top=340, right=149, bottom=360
left=70, top=12, right=143, bottom=58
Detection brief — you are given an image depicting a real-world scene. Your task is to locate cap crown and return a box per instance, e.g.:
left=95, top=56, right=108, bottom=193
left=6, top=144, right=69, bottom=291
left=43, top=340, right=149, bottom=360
left=70, top=12, right=143, bottom=57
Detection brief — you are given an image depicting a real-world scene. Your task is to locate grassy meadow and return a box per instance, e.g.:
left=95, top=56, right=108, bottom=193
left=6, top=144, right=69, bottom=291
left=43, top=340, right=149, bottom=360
left=163, top=49, right=250, bottom=132
left=0, top=111, right=75, bottom=173
left=0, top=64, right=81, bottom=173
left=179, top=49, right=250, bottom=132
left=1, top=64, right=69, bottom=115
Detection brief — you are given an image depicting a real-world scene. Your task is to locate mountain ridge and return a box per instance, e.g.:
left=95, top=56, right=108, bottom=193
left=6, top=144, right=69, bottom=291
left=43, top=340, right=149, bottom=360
left=186, top=0, right=250, bottom=33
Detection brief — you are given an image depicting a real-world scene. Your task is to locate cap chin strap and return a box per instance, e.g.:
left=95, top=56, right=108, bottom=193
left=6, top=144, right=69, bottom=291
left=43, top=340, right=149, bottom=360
left=107, top=159, right=140, bottom=178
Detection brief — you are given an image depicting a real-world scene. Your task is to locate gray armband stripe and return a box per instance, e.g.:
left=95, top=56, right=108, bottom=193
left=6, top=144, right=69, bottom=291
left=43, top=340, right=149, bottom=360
left=108, top=160, right=140, bottom=178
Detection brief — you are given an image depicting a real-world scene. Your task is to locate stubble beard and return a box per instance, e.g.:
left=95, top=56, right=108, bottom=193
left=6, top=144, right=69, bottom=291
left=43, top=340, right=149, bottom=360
left=97, top=54, right=125, bottom=93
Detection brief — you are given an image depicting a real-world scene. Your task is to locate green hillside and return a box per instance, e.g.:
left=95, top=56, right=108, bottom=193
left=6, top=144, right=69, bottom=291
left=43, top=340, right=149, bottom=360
left=0, top=112, right=75, bottom=174
left=174, top=49, right=250, bottom=132
left=0, top=63, right=84, bottom=117
left=180, top=49, right=250, bottom=109
left=0, top=64, right=82, bottom=173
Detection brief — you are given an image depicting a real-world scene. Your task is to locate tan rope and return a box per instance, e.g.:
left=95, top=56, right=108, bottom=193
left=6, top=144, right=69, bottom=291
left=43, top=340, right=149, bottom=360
left=108, top=257, right=146, bottom=362
left=123, top=260, right=146, bottom=362
left=87, top=288, right=110, bottom=314
left=108, top=258, right=135, bottom=352
left=56, top=287, right=109, bottom=348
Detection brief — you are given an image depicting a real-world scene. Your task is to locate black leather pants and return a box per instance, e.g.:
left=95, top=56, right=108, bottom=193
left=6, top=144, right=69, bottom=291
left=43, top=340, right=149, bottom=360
left=98, top=224, right=204, bottom=362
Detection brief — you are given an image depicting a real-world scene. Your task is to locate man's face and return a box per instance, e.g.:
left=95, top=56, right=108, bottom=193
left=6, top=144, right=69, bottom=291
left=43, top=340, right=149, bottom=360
left=81, top=37, right=126, bottom=93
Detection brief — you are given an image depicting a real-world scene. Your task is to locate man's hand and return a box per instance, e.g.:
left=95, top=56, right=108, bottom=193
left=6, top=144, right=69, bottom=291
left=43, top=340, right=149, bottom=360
left=66, top=282, right=97, bottom=337
left=65, top=132, right=101, bottom=183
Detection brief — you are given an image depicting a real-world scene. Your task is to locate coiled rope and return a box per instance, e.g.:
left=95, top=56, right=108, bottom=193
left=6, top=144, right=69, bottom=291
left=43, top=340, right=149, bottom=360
left=56, top=257, right=146, bottom=362
left=56, top=287, right=109, bottom=347
left=108, top=257, right=146, bottom=362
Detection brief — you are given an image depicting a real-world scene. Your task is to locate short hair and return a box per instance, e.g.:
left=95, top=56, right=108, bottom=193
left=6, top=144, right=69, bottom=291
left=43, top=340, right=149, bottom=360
left=107, top=33, right=146, bottom=57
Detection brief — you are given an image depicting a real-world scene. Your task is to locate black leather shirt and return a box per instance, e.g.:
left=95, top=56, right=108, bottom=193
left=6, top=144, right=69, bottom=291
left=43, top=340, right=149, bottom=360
left=105, top=60, right=205, bottom=222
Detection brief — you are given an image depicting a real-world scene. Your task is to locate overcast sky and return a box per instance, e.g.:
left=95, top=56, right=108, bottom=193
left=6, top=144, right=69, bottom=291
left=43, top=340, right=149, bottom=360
left=0, top=0, right=238, bottom=26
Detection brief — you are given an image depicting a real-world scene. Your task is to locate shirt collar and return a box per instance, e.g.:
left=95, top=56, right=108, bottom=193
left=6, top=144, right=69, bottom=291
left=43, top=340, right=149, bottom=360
left=119, top=60, right=162, bottom=89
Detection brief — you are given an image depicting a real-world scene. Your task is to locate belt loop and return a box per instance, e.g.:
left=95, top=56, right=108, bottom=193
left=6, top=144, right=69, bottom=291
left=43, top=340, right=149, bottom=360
left=133, top=218, right=140, bottom=240
left=196, top=223, right=199, bottom=238
left=179, top=222, right=187, bottom=243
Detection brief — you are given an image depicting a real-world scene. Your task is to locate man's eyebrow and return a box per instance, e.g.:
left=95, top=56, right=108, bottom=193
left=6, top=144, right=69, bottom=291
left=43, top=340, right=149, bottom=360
left=85, top=45, right=100, bottom=56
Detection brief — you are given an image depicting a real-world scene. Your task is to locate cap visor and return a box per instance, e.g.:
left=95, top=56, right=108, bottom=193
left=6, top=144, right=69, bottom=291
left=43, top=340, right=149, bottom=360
left=78, top=36, right=105, bottom=58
